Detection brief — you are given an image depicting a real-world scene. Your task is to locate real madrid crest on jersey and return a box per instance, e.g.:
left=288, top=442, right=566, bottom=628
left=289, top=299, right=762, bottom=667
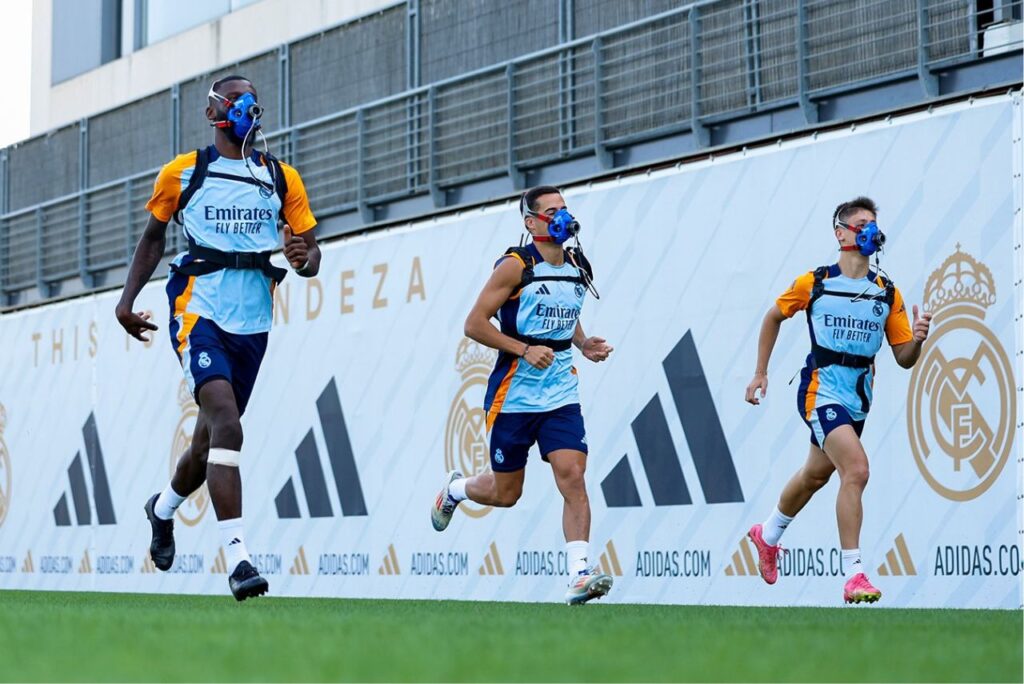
left=445, top=338, right=498, bottom=518
left=0, top=403, right=10, bottom=528
left=907, top=246, right=1016, bottom=501
left=171, top=380, right=209, bottom=525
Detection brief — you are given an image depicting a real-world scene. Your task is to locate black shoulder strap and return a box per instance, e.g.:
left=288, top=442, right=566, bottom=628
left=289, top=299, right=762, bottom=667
left=260, top=152, right=288, bottom=209
left=503, top=246, right=535, bottom=294
left=174, top=148, right=210, bottom=226
left=876, top=273, right=895, bottom=307
left=809, top=266, right=828, bottom=309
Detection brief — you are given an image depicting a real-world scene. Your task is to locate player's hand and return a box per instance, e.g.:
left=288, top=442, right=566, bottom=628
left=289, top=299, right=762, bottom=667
left=115, top=305, right=158, bottom=342
left=523, top=344, right=554, bottom=370
left=912, top=305, right=932, bottom=342
left=745, top=372, right=768, bottom=405
left=581, top=336, right=613, bottom=362
left=282, top=225, right=308, bottom=269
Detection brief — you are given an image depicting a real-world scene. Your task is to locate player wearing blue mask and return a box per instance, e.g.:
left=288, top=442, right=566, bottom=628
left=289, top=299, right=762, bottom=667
left=115, top=75, right=320, bottom=600
left=743, top=197, right=932, bottom=604
left=430, top=186, right=615, bottom=605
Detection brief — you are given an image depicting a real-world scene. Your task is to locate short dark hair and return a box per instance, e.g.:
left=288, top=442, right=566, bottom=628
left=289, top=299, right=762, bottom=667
left=520, top=185, right=562, bottom=215
left=833, top=196, right=879, bottom=225
left=210, top=74, right=254, bottom=97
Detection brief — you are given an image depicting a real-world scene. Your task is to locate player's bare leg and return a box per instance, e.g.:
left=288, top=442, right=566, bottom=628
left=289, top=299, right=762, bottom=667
left=822, top=425, right=880, bottom=603
left=145, top=410, right=212, bottom=570
left=749, top=445, right=835, bottom=584
left=550, top=449, right=611, bottom=605
left=432, top=469, right=524, bottom=531
left=777, top=444, right=836, bottom=518
left=171, top=411, right=211, bottom=497
left=199, top=379, right=267, bottom=600
left=549, top=450, right=590, bottom=543
left=464, top=469, right=525, bottom=507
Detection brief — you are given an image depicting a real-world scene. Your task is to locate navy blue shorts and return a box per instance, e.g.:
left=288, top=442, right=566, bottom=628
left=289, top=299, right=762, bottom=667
left=488, top=403, right=588, bottom=473
left=803, top=404, right=865, bottom=448
left=165, top=290, right=267, bottom=416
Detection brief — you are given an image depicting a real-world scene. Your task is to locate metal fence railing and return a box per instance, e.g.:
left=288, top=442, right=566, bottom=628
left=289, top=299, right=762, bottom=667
left=1, top=0, right=1021, bottom=303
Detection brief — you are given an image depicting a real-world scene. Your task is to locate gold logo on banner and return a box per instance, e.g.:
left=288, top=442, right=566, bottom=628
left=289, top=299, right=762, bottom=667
left=478, top=542, right=504, bottom=575
left=444, top=338, right=498, bottom=519
left=0, top=403, right=10, bottom=528
left=289, top=546, right=310, bottom=575
left=596, top=540, right=624, bottom=577
left=210, top=548, right=228, bottom=574
left=378, top=544, right=401, bottom=575
left=171, top=381, right=209, bottom=526
left=78, top=549, right=92, bottom=574
left=724, top=537, right=757, bottom=577
left=876, top=533, right=917, bottom=576
left=907, top=247, right=1016, bottom=501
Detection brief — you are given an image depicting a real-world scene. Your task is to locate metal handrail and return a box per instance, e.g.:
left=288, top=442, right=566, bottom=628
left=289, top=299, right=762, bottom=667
left=1, top=0, right=1021, bottom=303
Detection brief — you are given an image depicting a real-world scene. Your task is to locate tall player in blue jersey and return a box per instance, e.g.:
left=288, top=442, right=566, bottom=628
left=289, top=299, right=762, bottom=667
left=115, top=75, right=320, bottom=600
left=430, top=186, right=614, bottom=605
left=743, top=197, right=931, bottom=604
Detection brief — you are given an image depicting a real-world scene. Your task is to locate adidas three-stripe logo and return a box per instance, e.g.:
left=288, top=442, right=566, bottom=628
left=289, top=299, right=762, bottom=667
left=877, top=534, right=917, bottom=576
left=53, top=414, right=116, bottom=526
left=536, top=284, right=552, bottom=295
left=276, top=379, right=367, bottom=518
left=601, top=331, right=743, bottom=507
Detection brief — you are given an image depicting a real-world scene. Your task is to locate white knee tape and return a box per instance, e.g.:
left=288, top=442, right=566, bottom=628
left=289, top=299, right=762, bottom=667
left=208, top=448, right=241, bottom=467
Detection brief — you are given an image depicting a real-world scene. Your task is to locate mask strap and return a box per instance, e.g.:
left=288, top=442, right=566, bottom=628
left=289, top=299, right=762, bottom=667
left=835, top=219, right=862, bottom=252
left=524, top=210, right=556, bottom=242
left=208, top=89, right=234, bottom=129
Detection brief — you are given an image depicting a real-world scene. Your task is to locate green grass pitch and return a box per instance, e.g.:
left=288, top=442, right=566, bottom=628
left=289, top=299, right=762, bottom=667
left=0, top=591, right=1019, bottom=682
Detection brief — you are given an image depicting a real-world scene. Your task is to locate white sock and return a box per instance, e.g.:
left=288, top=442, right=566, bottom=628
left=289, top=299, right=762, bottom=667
left=217, top=518, right=251, bottom=574
left=842, top=549, right=863, bottom=577
left=762, top=506, right=795, bottom=546
left=153, top=483, right=187, bottom=521
left=566, top=540, right=588, bottom=577
left=447, top=478, right=469, bottom=503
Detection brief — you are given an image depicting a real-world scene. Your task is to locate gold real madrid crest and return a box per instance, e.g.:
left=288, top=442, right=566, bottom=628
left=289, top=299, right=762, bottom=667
left=907, top=246, right=1016, bottom=501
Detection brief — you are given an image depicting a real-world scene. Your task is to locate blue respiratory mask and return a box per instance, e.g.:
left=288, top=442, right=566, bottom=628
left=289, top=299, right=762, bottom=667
left=838, top=219, right=886, bottom=256
left=210, top=89, right=263, bottom=141
left=539, top=208, right=581, bottom=244
left=854, top=221, right=886, bottom=256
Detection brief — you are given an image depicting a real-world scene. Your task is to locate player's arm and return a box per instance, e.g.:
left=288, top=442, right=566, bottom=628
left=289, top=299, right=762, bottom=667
left=745, top=305, right=787, bottom=405
left=281, top=225, right=321, bottom=277
left=279, top=164, right=321, bottom=277
left=573, top=321, right=613, bottom=363
left=746, top=272, right=812, bottom=405
left=889, top=287, right=931, bottom=368
left=114, top=213, right=169, bottom=341
left=464, top=258, right=553, bottom=369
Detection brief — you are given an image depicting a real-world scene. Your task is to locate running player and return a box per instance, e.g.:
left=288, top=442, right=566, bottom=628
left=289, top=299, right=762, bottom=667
left=430, top=186, right=615, bottom=605
left=743, top=197, right=931, bottom=604
left=114, top=75, right=320, bottom=600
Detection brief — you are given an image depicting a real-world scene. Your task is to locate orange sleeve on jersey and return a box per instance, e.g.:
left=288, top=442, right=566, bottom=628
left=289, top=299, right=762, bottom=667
left=279, top=163, right=317, bottom=235
left=144, top=151, right=196, bottom=223
left=776, top=271, right=815, bottom=318
left=885, top=285, right=914, bottom=346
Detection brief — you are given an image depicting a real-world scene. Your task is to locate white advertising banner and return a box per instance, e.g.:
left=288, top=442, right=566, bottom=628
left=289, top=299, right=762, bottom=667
left=0, top=94, right=1020, bottom=607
